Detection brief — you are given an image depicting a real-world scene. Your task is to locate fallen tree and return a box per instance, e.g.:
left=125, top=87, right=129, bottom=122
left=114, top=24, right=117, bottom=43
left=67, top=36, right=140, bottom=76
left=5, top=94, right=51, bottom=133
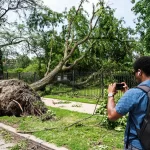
left=0, top=0, right=135, bottom=117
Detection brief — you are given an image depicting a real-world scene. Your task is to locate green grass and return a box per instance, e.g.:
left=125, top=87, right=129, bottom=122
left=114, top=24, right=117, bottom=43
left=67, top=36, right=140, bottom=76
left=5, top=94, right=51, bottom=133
left=44, top=85, right=103, bottom=102
left=0, top=107, right=124, bottom=150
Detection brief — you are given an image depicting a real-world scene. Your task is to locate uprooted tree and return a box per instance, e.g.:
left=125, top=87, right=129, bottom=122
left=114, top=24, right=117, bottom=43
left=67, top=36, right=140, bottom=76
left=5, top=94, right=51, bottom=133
left=0, top=0, right=136, bottom=116
left=0, top=79, right=47, bottom=116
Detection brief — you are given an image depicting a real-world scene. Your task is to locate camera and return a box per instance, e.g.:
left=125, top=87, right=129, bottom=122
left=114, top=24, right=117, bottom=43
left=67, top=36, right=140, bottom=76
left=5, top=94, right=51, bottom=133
left=116, top=83, right=124, bottom=90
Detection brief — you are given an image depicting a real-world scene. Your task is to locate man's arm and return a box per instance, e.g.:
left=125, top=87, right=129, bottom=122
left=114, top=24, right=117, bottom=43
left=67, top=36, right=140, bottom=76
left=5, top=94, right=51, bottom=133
left=107, top=82, right=128, bottom=121
left=107, top=96, right=122, bottom=121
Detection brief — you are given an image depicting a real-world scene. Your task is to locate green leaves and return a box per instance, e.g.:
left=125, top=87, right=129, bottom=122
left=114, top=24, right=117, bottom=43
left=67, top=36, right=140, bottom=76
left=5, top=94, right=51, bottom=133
left=27, top=7, right=64, bottom=31
left=132, top=0, right=150, bottom=51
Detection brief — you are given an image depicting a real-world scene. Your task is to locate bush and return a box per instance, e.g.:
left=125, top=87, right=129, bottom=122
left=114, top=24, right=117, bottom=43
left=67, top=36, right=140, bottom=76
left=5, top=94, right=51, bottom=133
left=96, top=89, right=127, bottom=129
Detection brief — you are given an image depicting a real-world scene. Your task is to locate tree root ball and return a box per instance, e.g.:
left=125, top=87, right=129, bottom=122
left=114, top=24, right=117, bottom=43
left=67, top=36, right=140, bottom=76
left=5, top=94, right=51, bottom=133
left=0, top=79, right=47, bottom=116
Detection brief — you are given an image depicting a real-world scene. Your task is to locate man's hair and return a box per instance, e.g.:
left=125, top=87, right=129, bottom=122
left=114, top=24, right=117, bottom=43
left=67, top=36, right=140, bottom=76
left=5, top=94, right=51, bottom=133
left=133, top=56, right=150, bottom=76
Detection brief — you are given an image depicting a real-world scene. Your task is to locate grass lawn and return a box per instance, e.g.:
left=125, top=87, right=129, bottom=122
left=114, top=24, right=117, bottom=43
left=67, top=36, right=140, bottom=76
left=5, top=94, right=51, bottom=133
left=43, top=86, right=103, bottom=104
left=0, top=107, right=124, bottom=150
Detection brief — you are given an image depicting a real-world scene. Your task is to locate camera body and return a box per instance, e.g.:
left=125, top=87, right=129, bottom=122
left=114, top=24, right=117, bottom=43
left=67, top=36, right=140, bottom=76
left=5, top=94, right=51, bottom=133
left=116, top=83, right=124, bottom=90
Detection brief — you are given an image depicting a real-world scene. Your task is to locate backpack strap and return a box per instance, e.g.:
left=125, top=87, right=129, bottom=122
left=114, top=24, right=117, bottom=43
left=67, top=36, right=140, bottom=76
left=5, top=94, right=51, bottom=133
left=137, top=85, right=150, bottom=120
left=126, top=85, right=150, bottom=148
left=137, top=85, right=150, bottom=93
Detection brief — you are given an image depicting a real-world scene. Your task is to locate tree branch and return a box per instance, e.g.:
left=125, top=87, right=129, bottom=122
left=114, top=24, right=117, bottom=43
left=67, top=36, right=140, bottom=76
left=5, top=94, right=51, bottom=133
left=89, top=37, right=135, bottom=43
left=64, top=0, right=85, bottom=59
left=62, top=55, right=84, bottom=71
left=45, top=47, right=53, bottom=76
left=62, top=40, right=96, bottom=71
left=0, top=39, right=28, bottom=48
left=64, top=4, right=96, bottom=62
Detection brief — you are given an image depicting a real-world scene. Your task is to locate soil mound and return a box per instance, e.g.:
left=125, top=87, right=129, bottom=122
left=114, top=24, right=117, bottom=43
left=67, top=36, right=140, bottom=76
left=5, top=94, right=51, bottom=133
left=0, top=79, right=47, bottom=116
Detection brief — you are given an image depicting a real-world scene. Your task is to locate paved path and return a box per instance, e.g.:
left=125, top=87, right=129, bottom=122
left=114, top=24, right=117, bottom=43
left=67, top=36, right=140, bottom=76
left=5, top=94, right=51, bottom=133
left=42, top=98, right=100, bottom=114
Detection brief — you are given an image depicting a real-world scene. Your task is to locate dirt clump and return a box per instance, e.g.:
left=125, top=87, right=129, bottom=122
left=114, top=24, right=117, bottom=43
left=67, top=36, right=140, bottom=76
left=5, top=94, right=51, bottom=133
left=0, top=79, right=47, bottom=117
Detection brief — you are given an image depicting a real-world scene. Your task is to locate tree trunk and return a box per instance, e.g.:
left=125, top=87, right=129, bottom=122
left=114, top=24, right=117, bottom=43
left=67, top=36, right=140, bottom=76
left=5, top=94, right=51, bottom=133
left=30, top=61, right=64, bottom=91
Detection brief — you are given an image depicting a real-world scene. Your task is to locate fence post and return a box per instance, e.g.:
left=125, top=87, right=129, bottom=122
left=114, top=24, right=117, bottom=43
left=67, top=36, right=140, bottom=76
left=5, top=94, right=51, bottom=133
left=34, top=72, right=36, bottom=82
left=18, top=72, right=21, bottom=80
left=6, top=72, right=8, bottom=79
left=72, top=70, right=75, bottom=93
left=0, top=73, right=3, bottom=80
left=101, top=71, right=104, bottom=98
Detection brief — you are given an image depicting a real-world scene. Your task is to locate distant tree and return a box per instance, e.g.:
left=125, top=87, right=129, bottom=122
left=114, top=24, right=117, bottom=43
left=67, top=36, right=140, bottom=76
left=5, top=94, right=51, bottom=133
left=14, top=54, right=31, bottom=69
left=0, top=0, right=41, bottom=25
left=0, top=0, right=42, bottom=77
left=131, top=0, right=150, bottom=53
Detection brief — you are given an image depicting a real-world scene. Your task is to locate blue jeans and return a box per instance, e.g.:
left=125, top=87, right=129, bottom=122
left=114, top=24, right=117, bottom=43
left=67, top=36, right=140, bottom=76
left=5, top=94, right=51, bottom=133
left=124, top=144, right=140, bottom=150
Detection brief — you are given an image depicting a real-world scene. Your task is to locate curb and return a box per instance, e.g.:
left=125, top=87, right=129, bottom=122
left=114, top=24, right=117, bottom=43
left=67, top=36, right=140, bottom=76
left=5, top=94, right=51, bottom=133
left=0, top=123, right=68, bottom=150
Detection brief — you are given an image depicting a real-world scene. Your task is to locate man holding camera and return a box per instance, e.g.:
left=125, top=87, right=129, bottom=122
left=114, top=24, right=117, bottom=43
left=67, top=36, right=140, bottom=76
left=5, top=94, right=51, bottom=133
left=107, top=56, right=150, bottom=150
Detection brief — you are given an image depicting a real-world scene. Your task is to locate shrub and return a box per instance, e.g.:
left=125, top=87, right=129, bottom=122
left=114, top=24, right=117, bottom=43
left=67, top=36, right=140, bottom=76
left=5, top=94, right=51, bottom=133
left=96, top=89, right=127, bottom=129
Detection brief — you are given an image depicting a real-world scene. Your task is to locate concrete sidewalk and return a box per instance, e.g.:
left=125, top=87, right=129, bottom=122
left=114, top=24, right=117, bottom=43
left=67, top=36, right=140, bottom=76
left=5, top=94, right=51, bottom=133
left=42, top=97, right=100, bottom=114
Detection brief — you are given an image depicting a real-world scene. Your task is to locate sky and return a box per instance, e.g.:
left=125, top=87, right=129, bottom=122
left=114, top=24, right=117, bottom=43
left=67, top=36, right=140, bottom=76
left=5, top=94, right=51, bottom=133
left=7, top=0, right=136, bottom=29
left=42, top=0, right=136, bottom=28
left=5, top=0, right=136, bottom=57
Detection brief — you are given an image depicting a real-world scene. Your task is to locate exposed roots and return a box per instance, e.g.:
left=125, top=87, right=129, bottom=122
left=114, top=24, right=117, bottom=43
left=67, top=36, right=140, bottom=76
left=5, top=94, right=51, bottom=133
left=0, top=79, right=47, bottom=116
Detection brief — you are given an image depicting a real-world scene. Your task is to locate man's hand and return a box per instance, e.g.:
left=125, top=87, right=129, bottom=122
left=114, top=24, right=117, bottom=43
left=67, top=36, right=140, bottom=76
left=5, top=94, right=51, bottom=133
left=121, top=82, right=129, bottom=93
left=108, top=83, right=117, bottom=96
left=107, top=82, right=123, bottom=121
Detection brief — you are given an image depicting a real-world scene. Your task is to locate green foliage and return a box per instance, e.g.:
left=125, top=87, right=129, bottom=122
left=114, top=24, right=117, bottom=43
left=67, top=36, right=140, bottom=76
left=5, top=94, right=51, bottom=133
left=0, top=0, right=139, bottom=84
left=77, top=5, right=135, bottom=72
left=23, top=63, right=45, bottom=74
left=96, top=89, right=127, bottom=129
left=26, top=7, right=65, bottom=72
left=65, top=6, right=89, bottom=40
left=23, top=58, right=46, bottom=77
left=7, top=68, right=24, bottom=73
left=15, top=54, right=31, bottom=69
left=41, top=109, right=56, bottom=121
left=27, top=7, right=63, bottom=30
left=132, top=0, right=150, bottom=52
left=10, top=140, right=28, bottom=150
left=24, top=0, right=137, bottom=75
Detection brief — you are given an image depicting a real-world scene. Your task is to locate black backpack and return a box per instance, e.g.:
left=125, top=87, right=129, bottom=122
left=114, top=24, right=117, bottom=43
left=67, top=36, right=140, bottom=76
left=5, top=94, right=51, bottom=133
left=126, top=85, right=150, bottom=150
